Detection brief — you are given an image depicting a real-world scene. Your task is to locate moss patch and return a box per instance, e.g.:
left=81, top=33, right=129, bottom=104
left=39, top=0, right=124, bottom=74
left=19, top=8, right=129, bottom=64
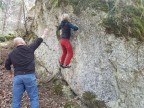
left=101, top=0, right=144, bottom=41
left=0, top=36, right=5, bottom=42
left=0, top=34, right=16, bottom=42
left=52, top=77, right=77, bottom=98
left=66, top=0, right=112, bottom=15
left=82, top=91, right=107, bottom=108
left=64, top=100, right=81, bottom=108
left=48, top=0, right=112, bottom=15
left=52, top=78, right=64, bottom=96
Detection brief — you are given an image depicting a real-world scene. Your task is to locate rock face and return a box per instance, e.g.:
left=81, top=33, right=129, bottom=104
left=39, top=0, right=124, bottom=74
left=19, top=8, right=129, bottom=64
left=0, top=0, right=36, bottom=35
left=27, top=1, right=144, bottom=108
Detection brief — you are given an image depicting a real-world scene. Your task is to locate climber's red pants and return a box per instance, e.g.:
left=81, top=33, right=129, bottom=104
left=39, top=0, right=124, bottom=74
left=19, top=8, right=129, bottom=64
left=60, top=39, right=73, bottom=65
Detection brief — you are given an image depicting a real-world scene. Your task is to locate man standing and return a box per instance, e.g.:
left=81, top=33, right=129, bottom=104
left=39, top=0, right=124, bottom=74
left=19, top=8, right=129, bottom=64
left=5, top=28, right=48, bottom=108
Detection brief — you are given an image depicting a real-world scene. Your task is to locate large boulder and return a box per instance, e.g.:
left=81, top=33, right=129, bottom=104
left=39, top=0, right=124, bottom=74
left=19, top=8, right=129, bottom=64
left=27, top=1, right=144, bottom=108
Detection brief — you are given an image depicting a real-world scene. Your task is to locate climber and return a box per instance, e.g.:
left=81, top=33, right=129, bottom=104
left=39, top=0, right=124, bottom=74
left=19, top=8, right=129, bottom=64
left=58, top=13, right=79, bottom=68
left=5, top=28, right=48, bottom=108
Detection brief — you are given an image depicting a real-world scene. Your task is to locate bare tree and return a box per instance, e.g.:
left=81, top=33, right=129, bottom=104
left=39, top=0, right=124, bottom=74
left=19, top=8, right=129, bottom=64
left=22, top=0, right=28, bottom=35
left=2, top=0, right=11, bottom=35
left=17, top=1, right=23, bottom=29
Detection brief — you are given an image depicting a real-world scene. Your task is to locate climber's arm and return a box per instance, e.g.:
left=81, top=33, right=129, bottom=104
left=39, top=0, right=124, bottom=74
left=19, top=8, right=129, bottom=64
left=68, top=22, right=79, bottom=31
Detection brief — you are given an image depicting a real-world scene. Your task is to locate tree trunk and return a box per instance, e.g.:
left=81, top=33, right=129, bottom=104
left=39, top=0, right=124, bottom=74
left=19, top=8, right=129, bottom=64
left=17, top=2, right=23, bottom=29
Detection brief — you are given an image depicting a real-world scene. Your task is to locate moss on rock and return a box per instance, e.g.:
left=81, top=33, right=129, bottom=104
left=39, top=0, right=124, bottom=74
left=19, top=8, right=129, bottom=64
left=82, top=91, right=107, bottom=108
left=5, top=34, right=16, bottom=41
left=0, top=36, right=5, bottom=42
left=52, top=77, right=77, bottom=98
left=101, top=0, right=144, bottom=41
left=64, top=100, right=81, bottom=108
left=0, top=33, right=16, bottom=42
left=52, top=78, right=64, bottom=96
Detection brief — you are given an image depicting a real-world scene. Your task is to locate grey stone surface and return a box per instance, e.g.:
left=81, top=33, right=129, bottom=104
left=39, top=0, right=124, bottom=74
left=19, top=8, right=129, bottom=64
left=0, top=0, right=36, bottom=35
left=27, top=1, right=144, bottom=108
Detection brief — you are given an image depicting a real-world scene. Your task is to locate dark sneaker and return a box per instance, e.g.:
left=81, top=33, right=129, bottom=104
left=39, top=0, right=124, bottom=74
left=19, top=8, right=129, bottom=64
left=60, top=64, right=64, bottom=68
left=63, top=65, right=71, bottom=68
left=59, top=60, right=64, bottom=68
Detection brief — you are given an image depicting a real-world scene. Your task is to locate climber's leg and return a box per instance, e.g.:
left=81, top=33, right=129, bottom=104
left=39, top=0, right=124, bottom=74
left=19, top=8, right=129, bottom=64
left=60, top=39, right=67, bottom=65
left=64, top=40, right=73, bottom=66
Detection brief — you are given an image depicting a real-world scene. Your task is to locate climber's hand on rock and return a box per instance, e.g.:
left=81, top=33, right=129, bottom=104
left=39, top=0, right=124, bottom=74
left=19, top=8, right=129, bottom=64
left=74, top=31, right=78, bottom=36
left=74, top=31, right=78, bottom=40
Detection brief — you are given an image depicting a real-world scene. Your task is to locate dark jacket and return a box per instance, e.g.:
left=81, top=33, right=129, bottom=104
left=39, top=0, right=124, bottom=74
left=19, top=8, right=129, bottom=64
left=5, top=38, right=43, bottom=76
left=58, top=20, right=78, bottom=39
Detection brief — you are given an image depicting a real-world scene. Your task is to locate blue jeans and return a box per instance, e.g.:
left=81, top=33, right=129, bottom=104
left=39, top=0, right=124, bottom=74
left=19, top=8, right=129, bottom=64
left=12, top=74, right=39, bottom=108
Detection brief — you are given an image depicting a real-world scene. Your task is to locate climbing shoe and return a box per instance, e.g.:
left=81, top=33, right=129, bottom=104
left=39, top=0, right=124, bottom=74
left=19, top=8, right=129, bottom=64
left=63, top=65, right=71, bottom=68
left=60, top=64, right=64, bottom=68
left=59, top=60, right=64, bottom=68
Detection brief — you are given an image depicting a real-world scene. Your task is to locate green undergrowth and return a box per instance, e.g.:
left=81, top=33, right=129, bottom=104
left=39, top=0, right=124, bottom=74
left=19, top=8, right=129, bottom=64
left=49, top=0, right=111, bottom=14
left=52, top=77, right=69, bottom=96
left=64, top=100, right=81, bottom=108
left=101, top=0, right=144, bottom=41
left=82, top=91, right=107, bottom=108
left=66, top=0, right=113, bottom=15
left=0, top=34, right=16, bottom=42
left=52, top=76, right=77, bottom=98
left=52, top=78, right=64, bottom=96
